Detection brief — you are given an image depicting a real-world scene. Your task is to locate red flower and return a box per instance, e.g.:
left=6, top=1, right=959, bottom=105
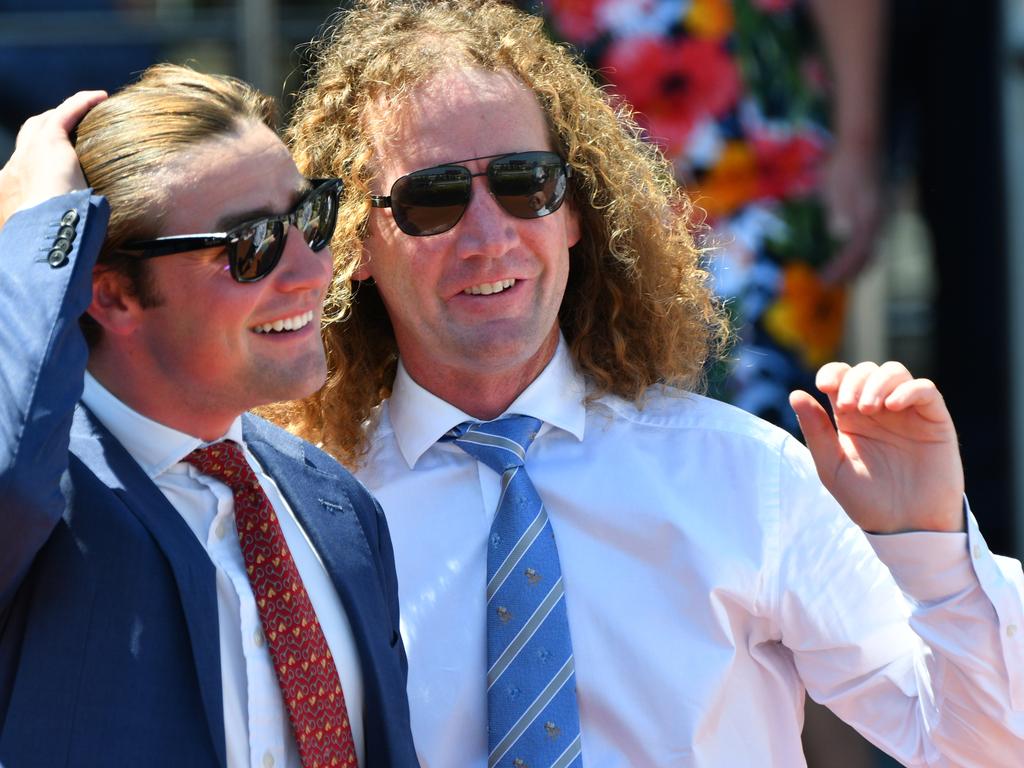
left=602, top=37, right=741, bottom=155
left=545, top=0, right=604, bottom=45
left=751, top=131, right=826, bottom=200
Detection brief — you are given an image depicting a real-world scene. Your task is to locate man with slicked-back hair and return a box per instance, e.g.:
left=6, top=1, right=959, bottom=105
left=0, top=65, right=416, bottom=767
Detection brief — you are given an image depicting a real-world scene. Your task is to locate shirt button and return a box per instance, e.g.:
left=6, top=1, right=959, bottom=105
left=1007, top=624, right=1018, bottom=639
left=254, top=629, right=265, bottom=647
left=215, top=520, right=227, bottom=540
left=263, top=751, right=275, bottom=768
left=972, top=544, right=982, bottom=559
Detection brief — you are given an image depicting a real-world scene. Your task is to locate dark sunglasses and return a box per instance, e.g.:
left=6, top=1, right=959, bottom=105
left=121, top=178, right=342, bottom=282
left=370, top=150, right=572, bottom=237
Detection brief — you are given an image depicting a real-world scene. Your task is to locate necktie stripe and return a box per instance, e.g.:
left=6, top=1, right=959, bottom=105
left=552, top=734, right=584, bottom=768
left=458, top=431, right=527, bottom=462
left=488, top=578, right=566, bottom=687
left=489, top=581, right=569, bottom=688
left=497, top=467, right=517, bottom=505
left=486, top=505, right=549, bottom=598
left=488, top=656, right=576, bottom=768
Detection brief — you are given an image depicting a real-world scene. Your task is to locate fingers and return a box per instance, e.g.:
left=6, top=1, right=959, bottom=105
left=814, top=360, right=951, bottom=420
left=845, top=361, right=912, bottom=414
left=52, top=90, right=108, bottom=134
left=883, top=377, right=953, bottom=426
left=817, top=360, right=907, bottom=413
left=789, top=389, right=842, bottom=483
left=813, top=361, right=851, bottom=393
left=14, top=91, right=106, bottom=149
left=1, top=91, right=106, bottom=222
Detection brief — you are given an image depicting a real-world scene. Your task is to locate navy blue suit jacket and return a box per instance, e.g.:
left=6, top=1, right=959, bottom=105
left=0, top=193, right=418, bottom=767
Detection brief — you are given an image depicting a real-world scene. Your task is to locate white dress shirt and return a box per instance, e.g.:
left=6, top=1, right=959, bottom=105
left=356, top=338, right=1024, bottom=767
left=81, top=373, right=365, bottom=768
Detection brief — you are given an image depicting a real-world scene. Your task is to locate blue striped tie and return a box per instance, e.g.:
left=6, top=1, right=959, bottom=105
left=448, top=416, right=583, bottom=768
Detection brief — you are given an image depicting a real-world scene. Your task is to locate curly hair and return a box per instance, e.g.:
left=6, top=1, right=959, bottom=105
left=271, top=0, right=730, bottom=466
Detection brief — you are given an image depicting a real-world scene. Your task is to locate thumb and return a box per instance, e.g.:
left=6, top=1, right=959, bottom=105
left=789, top=390, right=843, bottom=488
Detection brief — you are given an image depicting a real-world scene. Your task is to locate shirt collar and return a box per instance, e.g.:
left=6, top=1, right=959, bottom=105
left=81, top=370, right=245, bottom=479
left=389, top=334, right=587, bottom=469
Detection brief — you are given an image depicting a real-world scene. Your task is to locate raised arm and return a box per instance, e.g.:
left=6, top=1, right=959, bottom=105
left=787, top=364, right=1024, bottom=762
left=0, top=91, right=109, bottom=607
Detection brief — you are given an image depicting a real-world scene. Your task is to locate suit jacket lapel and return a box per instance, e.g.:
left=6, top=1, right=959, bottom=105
left=70, top=405, right=226, bottom=768
left=243, top=418, right=392, bottom=670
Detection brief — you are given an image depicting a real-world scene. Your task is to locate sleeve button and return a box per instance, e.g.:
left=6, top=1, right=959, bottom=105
left=48, top=249, right=69, bottom=267
left=56, top=225, right=77, bottom=242
left=60, top=209, right=80, bottom=226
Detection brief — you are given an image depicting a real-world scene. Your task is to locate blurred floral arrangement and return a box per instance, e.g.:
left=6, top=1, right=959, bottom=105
left=525, top=0, right=844, bottom=431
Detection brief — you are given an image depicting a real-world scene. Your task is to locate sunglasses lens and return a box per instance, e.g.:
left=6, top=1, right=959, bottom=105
left=297, top=182, right=339, bottom=252
left=490, top=152, right=568, bottom=219
left=232, top=219, right=285, bottom=281
left=391, top=166, right=472, bottom=236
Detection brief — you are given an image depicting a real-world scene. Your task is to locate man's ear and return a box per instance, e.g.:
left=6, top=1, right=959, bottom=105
left=352, top=242, right=373, bottom=282
left=564, top=195, right=582, bottom=249
left=87, top=268, right=143, bottom=336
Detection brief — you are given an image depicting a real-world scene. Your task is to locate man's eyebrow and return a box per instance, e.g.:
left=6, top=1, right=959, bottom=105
left=212, top=181, right=312, bottom=232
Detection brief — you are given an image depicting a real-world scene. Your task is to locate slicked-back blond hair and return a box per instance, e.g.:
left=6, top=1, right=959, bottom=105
left=275, top=0, right=729, bottom=466
left=75, top=63, right=276, bottom=345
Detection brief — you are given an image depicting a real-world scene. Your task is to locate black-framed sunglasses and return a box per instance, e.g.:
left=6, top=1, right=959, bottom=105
left=121, top=178, right=342, bottom=282
left=370, top=150, right=572, bottom=237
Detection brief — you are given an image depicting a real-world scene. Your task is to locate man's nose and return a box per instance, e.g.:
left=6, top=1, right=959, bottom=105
left=453, top=177, right=520, bottom=258
left=273, top=227, right=333, bottom=291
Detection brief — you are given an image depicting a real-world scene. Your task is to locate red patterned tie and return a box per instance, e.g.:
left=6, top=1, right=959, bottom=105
left=185, top=441, right=357, bottom=768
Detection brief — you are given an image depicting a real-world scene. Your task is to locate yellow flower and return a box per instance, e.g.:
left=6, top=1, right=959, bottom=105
left=690, top=140, right=758, bottom=217
left=687, top=0, right=735, bottom=40
left=762, top=263, right=846, bottom=367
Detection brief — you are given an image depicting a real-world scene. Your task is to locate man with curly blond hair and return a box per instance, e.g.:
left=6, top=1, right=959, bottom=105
left=278, top=1, right=1024, bottom=765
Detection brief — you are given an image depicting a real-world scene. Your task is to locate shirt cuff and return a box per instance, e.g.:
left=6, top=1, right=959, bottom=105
left=865, top=497, right=974, bottom=603
left=868, top=497, right=1024, bottom=710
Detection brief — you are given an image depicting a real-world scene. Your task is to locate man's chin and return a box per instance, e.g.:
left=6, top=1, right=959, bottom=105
left=250, top=357, right=328, bottom=408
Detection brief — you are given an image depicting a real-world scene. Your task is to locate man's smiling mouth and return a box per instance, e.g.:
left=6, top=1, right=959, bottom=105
left=463, top=279, right=516, bottom=296
left=251, top=310, right=315, bottom=334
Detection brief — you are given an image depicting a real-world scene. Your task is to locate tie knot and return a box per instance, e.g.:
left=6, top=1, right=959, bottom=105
left=183, top=440, right=261, bottom=495
left=448, top=415, right=543, bottom=474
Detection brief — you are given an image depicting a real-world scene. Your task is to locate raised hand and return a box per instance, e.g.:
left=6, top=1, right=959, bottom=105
left=0, top=90, right=107, bottom=229
left=790, top=361, right=965, bottom=534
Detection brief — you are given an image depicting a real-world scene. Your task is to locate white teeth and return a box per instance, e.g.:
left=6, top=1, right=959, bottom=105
left=252, top=310, right=315, bottom=334
left=464, top=278, right=516, bottom=296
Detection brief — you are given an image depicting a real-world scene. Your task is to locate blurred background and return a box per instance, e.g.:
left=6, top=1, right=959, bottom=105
left=0, top=1, right=1018, bottom=766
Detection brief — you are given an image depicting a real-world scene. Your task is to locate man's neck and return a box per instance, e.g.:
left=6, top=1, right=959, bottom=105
left=403, top=366, right=532, bottom=421
left=401, top=346, right=558, bottom=421
left=87, top=356, right=236, bottom=442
